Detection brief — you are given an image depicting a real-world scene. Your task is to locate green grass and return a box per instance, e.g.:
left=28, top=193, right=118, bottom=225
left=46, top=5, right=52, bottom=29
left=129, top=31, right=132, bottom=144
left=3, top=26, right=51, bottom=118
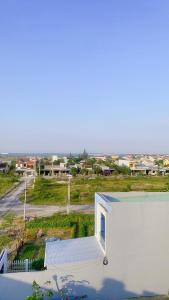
left=0, top=173, right=18, bottom=197
left=23, top=176, right=169, bottom=205
left=0, top=235, right=11, bottom=252
left=15, top=240, right=45, bottom=260
left=23, top=177, right=67, bottom=205
left=16, top=213, right=94, bottom=260
left=27, top=213, right=94, bottom=238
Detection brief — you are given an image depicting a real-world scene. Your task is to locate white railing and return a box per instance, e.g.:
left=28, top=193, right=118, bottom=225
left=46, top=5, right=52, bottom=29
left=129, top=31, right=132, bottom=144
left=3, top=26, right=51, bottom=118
left=0, top=249, right=8, bottom=273
left=7, top=259, right=35, bottom=273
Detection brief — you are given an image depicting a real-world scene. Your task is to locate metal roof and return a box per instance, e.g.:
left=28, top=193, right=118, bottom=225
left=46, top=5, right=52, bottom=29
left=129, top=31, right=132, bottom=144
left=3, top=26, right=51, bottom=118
left=44, top=236, right=103, bottom=267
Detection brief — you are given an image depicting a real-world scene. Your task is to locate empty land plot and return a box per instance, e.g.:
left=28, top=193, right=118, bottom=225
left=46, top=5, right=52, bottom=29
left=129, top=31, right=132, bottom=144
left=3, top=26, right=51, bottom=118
left=0, top=174, right=18, bottom=198
left=16, top=213, right=94, bottom=262
left=21, top=176, right=169, bottom=205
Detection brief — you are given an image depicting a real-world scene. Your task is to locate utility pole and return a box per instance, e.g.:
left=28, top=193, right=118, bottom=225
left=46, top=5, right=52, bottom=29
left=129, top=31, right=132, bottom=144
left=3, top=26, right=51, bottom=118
left=39, top=160, right=41, bottom=176
left=33, top=176, right=35, bottom=189
left=52, top=161, right=54, bottom=177
left=67, top=176, right=71, bottom=214
left=23, top=177, right=27, bottom=222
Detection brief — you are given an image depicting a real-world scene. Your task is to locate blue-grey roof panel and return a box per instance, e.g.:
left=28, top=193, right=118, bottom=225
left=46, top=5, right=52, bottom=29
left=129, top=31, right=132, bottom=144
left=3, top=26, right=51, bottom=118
left=45, top=236, right=103, bottom=266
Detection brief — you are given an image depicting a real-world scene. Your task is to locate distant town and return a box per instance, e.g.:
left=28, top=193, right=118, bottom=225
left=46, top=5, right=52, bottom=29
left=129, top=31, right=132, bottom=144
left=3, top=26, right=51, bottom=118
left=1, top=150, right=169, bottom=177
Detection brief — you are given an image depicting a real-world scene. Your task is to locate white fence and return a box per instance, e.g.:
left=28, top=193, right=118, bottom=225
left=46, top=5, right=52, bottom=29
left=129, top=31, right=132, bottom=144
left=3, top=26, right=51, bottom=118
left=0, top=249, right=37, bottom=273
left=7, top=259, right=35, bottom=273
left=0, top=250, right=8, bottom=273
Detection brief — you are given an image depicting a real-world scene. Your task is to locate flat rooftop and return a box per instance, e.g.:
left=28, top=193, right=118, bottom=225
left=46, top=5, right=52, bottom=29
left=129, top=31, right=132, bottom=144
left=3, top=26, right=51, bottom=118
left=45, top=236, right=103, bottom=267
left=98, top=192, right=169, bottom=203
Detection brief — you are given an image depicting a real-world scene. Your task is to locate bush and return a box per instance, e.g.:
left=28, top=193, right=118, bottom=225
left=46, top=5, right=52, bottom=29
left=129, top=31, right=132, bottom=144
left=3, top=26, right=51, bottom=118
left=78, top=223, right=88, bottom=237
left=32, top=258, right=44, bottom=271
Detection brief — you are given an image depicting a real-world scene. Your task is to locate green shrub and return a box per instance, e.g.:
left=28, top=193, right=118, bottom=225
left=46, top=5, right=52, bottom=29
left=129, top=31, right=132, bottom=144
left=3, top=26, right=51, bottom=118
left=32, top=258, right=44, bottom=271
left=26, top=280, right=53, bottom=300
left=78, top=223, right=88, bottom=237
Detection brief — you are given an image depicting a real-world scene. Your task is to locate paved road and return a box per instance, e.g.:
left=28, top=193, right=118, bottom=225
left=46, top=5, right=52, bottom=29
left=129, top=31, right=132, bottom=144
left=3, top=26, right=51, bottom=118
left=0, top=178, right=94, bottom=217
left=0, top=177, right=32, bottom=217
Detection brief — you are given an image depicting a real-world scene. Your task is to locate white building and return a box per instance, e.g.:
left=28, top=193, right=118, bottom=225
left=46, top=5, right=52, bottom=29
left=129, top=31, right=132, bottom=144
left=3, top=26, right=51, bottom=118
left=51, top=155, right=59, bottom=162
left=118, top=159, right=134, bottom=168
left=2, top=192, right=169, bottom=299
left=44, top=192, right=169, bottom=299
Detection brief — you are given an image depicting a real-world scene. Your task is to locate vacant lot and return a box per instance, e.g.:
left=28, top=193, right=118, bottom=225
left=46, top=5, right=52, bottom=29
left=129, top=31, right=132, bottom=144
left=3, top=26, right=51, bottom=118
left=0, top=212, right=94, bottom=265
left=22, top=176, right=169, bottom=205
left=16, top=213, right=94, bottom=261
left=0, top=173, right=18, bottom=197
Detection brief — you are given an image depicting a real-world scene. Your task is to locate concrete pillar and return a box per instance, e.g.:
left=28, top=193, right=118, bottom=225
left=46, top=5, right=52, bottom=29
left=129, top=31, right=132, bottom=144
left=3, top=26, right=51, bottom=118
left=25, top=259, right=28, bottom=272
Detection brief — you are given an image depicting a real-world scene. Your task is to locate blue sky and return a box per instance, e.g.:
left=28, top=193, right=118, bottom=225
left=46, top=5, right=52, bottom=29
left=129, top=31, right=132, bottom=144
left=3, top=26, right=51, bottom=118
left=0, top=0, right=169, bottom=153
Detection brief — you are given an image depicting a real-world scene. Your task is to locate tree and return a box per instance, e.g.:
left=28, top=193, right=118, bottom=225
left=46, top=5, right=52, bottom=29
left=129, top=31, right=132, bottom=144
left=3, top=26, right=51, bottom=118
left=114, top=165, right=131, bottom=175
left=93, top=166, right=102, bottom=175
left=105, top=157, right=113, bottom=167
left=9, top=160, right=16, bottom=173
left=70, top=167, right=78, bottom=177
left=155, top=159, right=164, bottom=167
left=96, top=159, right=104, bottom=165
left=67, top=156, right=81, bottom=166
left=80, top=168, right=89, bottom=176
left=84, top=158, right=96, bottom=168
left=53, top=158, right=64, bottom=165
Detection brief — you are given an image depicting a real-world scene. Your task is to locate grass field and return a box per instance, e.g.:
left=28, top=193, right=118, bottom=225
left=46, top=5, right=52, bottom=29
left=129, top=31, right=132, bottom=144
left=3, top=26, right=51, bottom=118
left=0, top=173, right=18, bottom=197
left=22, top=175, right=169, bottom=205
left=15, top=240, right=45, bottom=260
left=16, top=213, right=94, bottom=260
left=0, top=234, right=12, bottom=252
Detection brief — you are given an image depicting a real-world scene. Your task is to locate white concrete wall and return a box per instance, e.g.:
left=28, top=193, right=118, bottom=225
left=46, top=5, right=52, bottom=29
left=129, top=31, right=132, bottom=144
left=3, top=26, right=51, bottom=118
left=118, top=160, right=130, bottom=167
left=0, top=260, right=105, bottom=300
left=104, top=200, right=169, bottom=298
left=95, top=196, right=169, bottom=299
left=2, top=199, right=169, bottom=299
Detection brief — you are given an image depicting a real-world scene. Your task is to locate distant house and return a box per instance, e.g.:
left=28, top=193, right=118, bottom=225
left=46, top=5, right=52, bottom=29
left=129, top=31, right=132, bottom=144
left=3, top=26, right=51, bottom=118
left=51, top=155, right=59, bottom=162
left=100, top=165, right=115, bottom=175
left=94, top=156, right=107, bottom=162
left=43, top=164, right=70, bottom=176
left=44, top=191, right=169, bottom=299
left=16, top=158, right=36, bottom=170
left=118, top=159, right=135, bottom=168
left=164, top=159, right=169, bottom=166
left=15, top=158, right=36, bottom=176
left=0, top=161, right=9, bottom=173
left=130, top=164, right=158, bottom=176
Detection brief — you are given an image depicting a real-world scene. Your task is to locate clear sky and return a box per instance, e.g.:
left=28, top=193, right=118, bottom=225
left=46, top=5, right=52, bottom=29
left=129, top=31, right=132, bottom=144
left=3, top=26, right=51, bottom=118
left=0, top=0, right=169, bottom=154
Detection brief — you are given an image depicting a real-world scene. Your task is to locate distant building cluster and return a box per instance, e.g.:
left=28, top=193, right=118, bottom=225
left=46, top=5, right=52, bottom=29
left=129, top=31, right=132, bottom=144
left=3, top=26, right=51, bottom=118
left=1, top=152, right=169, bottom=177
